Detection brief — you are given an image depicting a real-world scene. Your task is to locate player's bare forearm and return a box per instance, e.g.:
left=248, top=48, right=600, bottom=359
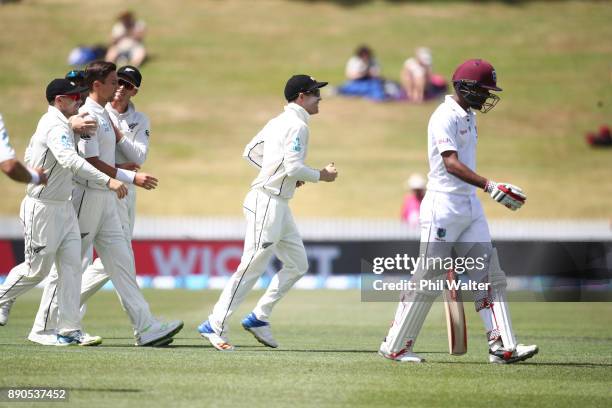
left=441, top=151, right=487, bottom=189
left=1, top=159, right=31, bottom=183
left=86, top=157, right=118, bottom=178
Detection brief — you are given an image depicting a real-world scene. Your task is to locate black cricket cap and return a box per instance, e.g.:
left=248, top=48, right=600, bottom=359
left=117, top=65, right=142, bottom=88
left=284, top=74, right=328, bottom=101
left=46, top=78, right=88, bottom=103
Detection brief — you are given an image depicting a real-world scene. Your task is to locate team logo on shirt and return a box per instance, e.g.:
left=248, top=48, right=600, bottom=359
left=100, top=119, right=111, bottom=132
left=291, top=135, right=302, bottom=152
left=436, top=228, right=447, bottom=241
left=1, top=130, right=11, bottom=148
left=60, top=134, right=71, bottom=148
left=128, top=123, right=138, bottom=130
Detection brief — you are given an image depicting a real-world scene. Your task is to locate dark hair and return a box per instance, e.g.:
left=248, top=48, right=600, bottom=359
left=355, top=45, right=372, bottom=58
left=84, top=61, right=116, bottom=91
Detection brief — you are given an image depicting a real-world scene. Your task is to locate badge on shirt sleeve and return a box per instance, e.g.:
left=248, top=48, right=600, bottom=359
left=291, top=135, right=302, bottom=152
left=60, top=134, right=71, bottom=148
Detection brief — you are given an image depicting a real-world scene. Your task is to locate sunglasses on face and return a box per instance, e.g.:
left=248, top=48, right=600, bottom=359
left=118, top=79, right=136, bottom=90
left=60, top=94, right=81, bottom=102
left=303, top=88, right=320, bottom=97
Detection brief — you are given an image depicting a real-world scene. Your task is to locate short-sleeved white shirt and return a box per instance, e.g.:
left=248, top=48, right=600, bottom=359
left=426, top=95, right=478, bottom=196
left=0, top=113, right=16, bottom=163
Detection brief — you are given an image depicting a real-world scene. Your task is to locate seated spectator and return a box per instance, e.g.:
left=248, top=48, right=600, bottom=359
left=400, top=173, right=427, bottom=227
left=337, top=45, right=389, bottom=101
left=105, top=11, right=147, bottom=67
left=67, top=44, right=106, bottom=67
left=346, top=45, right=381, bottom=80
left=400, top=47, right=447, bottom=103
left=585, top=125, right=612, bottom=147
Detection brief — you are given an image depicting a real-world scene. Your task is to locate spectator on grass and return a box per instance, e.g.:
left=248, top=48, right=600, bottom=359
left=106, top=11, right=147, bottom=67
left=400, top=173, right=426, bottom=227
left=400, top=47, right=447, bottom=103
left=345, top=45, right=381, bottom=80
left=338, top=45, right=390, bottom=101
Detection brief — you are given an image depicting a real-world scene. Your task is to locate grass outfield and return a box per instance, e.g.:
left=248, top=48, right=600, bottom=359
left=1, top=289, right=611, bottom=407
left=0, top=1, right=611, bottom=219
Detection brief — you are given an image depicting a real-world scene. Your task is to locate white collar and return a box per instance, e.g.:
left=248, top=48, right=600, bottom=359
left=106, top=101, right=134, bottom=116
left=83, top=96, right=106, bottom=114
left=47, top=105, right=69, bottom=124
left=284, top=103, right=310, bottom=125
left=444, top=95, right=472, bottom=119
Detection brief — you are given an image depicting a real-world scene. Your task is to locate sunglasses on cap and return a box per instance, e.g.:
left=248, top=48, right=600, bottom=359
left=59, top=94, right=81, bottom=102
left=118, top=79, right=137, bottom=90
left=66, top=70, right=85, bottom=82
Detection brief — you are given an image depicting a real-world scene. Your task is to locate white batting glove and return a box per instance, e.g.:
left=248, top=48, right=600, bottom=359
left=484, top=181, right=526, bottom=211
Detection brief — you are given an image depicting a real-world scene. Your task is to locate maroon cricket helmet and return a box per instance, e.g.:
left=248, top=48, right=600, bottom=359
left=452, top=59, right=502, bottom=91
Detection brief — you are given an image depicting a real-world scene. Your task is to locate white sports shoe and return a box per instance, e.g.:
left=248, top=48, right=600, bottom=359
left=241, top=313, right=278, bottom=348
left=0, top=298, right=15, bottom=326
left=135, top=320, right=184, bottom=347
left=28, top=330, right=60, bottom=346
left=489, top=343, right=539, bottom=364
left=198, top=321, right=234, bottom=351
left=378, top=341, right=425, bottom=363
left=56, top=330, right=103, bottom=347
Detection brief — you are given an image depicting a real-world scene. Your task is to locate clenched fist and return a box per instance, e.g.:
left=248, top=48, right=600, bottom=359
left=319, top=162, right=338, bottom=182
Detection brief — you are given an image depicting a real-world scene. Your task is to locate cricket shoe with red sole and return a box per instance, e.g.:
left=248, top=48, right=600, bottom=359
left=198, top=320, right=234, bottom=351
left=241, top=313, right=278, bottom=348
left=489, top=343, right=538, bottom=364
left=135, top=320, right=184, bottom=347
left=378, top=341, right=425, bottom=363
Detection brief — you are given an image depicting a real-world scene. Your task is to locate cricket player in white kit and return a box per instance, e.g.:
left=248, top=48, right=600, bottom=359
left=198, top=74, right=338, bottom=351
left=379, top=59, right=538, bottom=363
left=0, top=78, right=128, bottom=345
left=76, top=65, right=151, bottom=312
left=0, top=113, right=48, bottom=326
left=29, top=62, right=183, bottom=347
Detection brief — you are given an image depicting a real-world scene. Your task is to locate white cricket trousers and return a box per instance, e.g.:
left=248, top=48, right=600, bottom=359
left=31, top=185, right=155, bottom=336
left=383, top=191, right=494, bottom=353
left=78, top=185, right=136, bottom=306
left=208, top=189, right=309, bottom=335
left=0, top=197, right=82, bottom=335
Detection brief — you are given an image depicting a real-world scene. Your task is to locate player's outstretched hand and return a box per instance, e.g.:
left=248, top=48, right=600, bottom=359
left=108, top=179, right=128, bottom=199
left=69, top=112, right=97, bottom=135
left=320, top=162, right=338, bottom=182
left=134, top=172, right=158, bottom=190
left=117, top=162, right=141, bottom=171
left=485, top=180, right=526, bottom=211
